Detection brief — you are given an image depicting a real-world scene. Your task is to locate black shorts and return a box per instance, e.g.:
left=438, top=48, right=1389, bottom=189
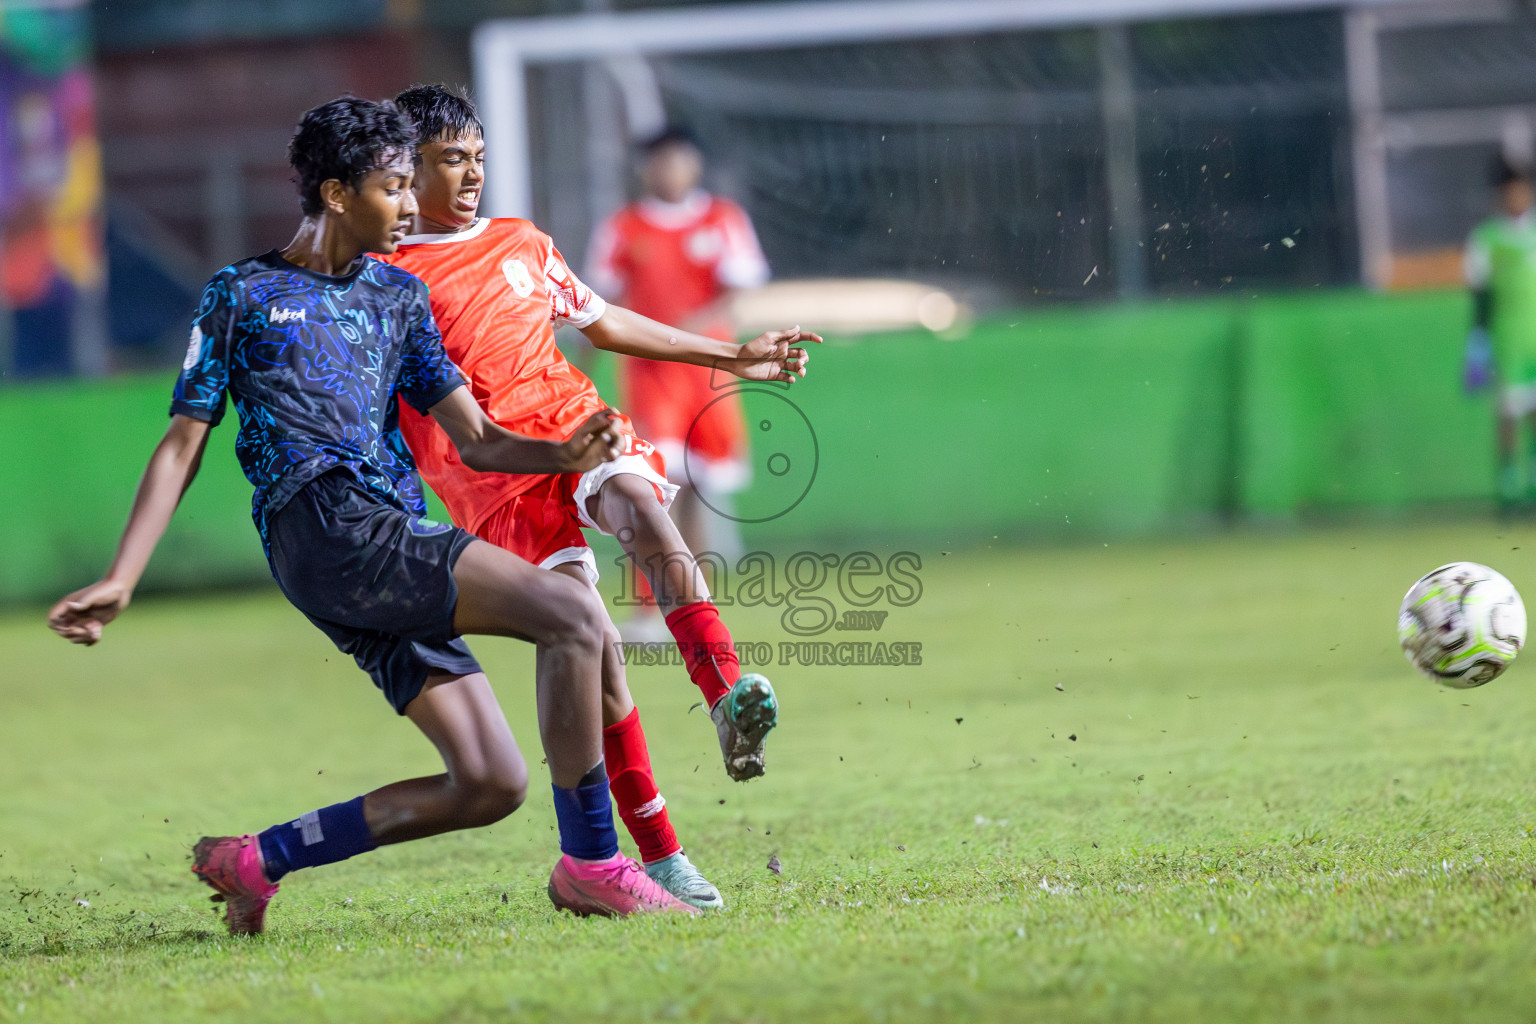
left=267, top=469, right=482, bottom=714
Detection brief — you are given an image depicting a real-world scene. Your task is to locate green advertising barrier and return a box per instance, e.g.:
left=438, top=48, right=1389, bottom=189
left=1237, top=289, right=1491, bottom=516
left=733, top=298, right=1241, bottom=543
left=0, top=376, right=268, bottom=604
left=737, top=287, right=1488, bottom=543
left=0, top=288, right=1491, bottom=605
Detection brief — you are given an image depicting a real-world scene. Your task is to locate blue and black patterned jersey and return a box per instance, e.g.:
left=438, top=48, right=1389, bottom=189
left=171, top=250, right=464, bottom=553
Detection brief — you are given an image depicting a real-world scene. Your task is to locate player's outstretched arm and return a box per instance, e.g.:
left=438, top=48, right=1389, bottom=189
left=48, top=414, right=211, bottom=645
left=427, top=386, right=623, bottom=475
left=581, top=305, right=819, bottom=383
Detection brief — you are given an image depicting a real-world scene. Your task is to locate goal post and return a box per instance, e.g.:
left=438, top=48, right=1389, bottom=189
left=471, top=0, right=1440, bottom=299
left=473, top=0, right=1422, bottom=218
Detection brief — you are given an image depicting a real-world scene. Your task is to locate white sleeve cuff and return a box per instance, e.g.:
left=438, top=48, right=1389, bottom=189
left=717, top=256, right=770, bottom=291
left=555, top=291, right=607, bottom=330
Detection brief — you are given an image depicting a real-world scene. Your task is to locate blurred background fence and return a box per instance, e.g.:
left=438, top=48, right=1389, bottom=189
left=0, top=0, right=1527, bottom=603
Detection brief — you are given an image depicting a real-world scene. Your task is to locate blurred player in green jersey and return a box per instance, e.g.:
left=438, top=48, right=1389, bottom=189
left=1465, top=157, right=1536, bottom=508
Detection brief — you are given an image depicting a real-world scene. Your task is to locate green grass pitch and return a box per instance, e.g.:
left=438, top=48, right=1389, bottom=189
left=5, top=523, right=1536, bottom=1022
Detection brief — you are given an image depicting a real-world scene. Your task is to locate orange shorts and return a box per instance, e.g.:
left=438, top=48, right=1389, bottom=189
left=473, top=434, right=674, bottom=584
left=620, top=358, right=749, bottom=493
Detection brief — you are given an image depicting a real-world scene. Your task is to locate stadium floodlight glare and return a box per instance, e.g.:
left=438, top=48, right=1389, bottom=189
left=472, top=0, right=1442, bottom=220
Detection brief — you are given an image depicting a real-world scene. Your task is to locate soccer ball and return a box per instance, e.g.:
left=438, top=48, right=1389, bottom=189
left=1397, top=562, right=1526, bottom=688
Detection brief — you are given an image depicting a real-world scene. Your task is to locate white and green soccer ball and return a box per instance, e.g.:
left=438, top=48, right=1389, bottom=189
left=1397, top=562, right=1526, bottom=688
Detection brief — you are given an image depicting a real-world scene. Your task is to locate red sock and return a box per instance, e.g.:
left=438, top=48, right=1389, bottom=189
left=603, top=708, right=681, bottom=864
left=664, top=601, right=740, bottom=708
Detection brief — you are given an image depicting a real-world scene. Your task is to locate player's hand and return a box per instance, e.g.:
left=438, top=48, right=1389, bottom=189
left=559, top=409, right=624, bottom=472
left=48, top=579, right=132, bottom=646
left=728, top=327, right=822, bottom=383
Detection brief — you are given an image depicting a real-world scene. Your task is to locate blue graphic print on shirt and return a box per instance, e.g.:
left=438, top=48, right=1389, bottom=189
left=171, top=250, right=464, bottom=555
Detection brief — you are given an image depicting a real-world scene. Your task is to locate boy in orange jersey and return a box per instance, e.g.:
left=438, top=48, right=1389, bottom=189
left=586, top=127, right=768, bottom=619
left=377, top=86, right=818, bottom=908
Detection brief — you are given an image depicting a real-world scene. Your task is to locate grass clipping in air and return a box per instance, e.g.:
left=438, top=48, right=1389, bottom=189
left=4, top=523, right=1536, bottom=1022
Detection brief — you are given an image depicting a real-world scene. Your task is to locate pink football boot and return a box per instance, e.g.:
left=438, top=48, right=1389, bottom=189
left=548, top=853, right=700, bottom=918
left=191, top=835, right=279, bottom=935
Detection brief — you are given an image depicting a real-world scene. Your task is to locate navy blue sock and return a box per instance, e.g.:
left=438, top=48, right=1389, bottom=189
left=257, top=796, right=377, bottom=882
left=551, top=762, right=620, bottom=861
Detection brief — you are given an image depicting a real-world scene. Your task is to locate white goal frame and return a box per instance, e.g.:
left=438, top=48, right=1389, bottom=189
left=472, top=0, right=1442, bottom=283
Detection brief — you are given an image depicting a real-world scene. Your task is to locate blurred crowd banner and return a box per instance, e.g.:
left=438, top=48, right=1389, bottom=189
left=0, top=0, right=106, bottom=380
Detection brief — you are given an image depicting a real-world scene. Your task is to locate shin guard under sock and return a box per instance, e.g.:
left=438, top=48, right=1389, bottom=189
left=664, top=601, right=740, bottom=708
left=257, top=796, right=376, bottom=882
left=551, top=762, right=621, bottom=861
left=603, top=708, right=681, bottom=863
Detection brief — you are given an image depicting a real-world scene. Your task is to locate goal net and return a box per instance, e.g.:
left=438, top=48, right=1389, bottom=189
left=481, top=2, right=1356, bottom=308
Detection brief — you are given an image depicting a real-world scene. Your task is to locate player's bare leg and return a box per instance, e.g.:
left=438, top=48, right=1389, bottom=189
left=599, top=479, right=710, bottom=617
left=363, top=671, right=529, bottom=842
left=195, top=541, right=692, bottom=932
left=620, top=478, right=706, bottom=643
left=669, top=483, right=710, bottom=568
left=450, top=539, right=607, bottom=787
left=193, top=669, right=538, bottom=936
left=591, top=474, right=777, bottom=781
left=546, top=562, right=723, bottom=908
left=452, top=540, right=695, bottom=917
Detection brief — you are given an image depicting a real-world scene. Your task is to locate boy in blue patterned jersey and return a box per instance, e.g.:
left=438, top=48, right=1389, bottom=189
left=47, top=97, right=696, bottom=929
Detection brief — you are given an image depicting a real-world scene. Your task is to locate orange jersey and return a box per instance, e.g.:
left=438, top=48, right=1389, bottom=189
left=586, top=190, right=768, bottom=336
left=377, top=217, right=619, bottom=533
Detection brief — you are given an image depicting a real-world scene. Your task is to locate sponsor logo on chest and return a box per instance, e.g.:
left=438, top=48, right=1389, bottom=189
left=270, top=306, right=306, bottom=324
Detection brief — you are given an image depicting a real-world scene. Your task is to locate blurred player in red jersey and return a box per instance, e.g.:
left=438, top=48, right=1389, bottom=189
left=378, top=86, right=818, bottom=908
left=585, top=127, right=770, bottom=636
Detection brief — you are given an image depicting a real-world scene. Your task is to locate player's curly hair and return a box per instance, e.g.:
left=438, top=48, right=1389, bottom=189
left=394, top=84, right=483, bottom=147
left=288, top=96, right=418, bottom=215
